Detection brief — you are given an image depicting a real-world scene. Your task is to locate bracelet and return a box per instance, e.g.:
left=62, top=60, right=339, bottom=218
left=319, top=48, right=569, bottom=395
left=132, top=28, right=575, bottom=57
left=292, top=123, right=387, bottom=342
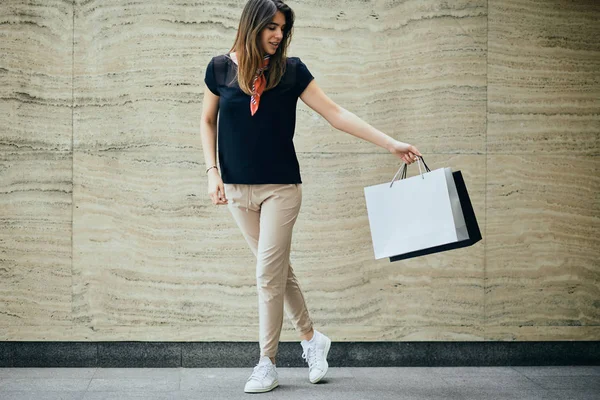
left=206, top=165, right=218, bottom=174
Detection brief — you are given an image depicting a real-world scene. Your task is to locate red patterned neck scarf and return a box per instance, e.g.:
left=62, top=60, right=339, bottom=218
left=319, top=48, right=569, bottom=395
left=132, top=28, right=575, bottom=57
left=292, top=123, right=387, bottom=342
left=250, top=54, right=271, bottom=116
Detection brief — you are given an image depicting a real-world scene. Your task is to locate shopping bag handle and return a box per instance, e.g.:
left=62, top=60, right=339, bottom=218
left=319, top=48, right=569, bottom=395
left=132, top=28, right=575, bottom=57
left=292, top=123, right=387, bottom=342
left=389, top=156, right=431, bottom=188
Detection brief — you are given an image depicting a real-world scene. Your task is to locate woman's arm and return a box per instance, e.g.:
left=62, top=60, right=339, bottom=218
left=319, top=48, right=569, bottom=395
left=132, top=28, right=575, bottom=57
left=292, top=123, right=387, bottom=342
left=299, top=80, right=421, bottom=164
left=200, top=87, right=220, bottom=171
left=200, top=86, right=228, bottom=205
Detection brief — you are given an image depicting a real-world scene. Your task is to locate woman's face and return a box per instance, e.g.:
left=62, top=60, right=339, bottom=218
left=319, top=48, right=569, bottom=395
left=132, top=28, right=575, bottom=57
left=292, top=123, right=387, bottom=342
left=259, top=11, right=286, bottom=56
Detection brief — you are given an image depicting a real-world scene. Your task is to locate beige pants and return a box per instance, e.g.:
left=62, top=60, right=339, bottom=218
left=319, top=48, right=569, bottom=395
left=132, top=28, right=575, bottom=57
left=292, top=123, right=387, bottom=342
left=224, top=183, right=313, bottom=358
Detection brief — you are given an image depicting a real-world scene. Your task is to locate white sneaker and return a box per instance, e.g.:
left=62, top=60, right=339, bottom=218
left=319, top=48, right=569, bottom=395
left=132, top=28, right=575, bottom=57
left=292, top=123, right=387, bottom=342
left=244, top=355, right=279, bottom=393
left=300, top=329, right=331, bottom=383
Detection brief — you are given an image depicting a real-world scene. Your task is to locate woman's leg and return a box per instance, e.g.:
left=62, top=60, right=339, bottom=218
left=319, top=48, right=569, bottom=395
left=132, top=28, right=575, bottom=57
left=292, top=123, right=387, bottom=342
left=225, top=184, right=311, bottom=359
left=253, top=184, right=303, bottom=358
left=281, top=184, right=313, bottom=339
left=284, top=261, right=314, bottom=339
left=225, top=184, right=273, bottom=362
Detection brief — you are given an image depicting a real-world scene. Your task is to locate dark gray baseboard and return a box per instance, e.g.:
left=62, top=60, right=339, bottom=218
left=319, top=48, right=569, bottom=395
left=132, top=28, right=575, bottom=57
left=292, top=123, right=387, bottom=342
left=1, top=341, right=598, bottom=368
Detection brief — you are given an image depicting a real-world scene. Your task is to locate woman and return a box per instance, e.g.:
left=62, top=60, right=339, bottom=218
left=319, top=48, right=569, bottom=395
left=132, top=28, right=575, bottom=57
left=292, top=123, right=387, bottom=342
left=200, top=0, right=422, bottom=393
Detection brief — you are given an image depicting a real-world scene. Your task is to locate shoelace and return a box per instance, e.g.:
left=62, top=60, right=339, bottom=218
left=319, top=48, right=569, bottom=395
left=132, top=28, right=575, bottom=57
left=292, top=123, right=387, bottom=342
left=302, top=344, right=320, bottom=369
left=249, top=362, right=272, bottom=381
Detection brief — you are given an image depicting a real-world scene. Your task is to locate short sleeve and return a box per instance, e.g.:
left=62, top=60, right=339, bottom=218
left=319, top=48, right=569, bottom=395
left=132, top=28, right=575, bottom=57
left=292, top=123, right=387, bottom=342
left=204, top=57, right=220, bottom=96
left=294, top=58, right=314, bottom=97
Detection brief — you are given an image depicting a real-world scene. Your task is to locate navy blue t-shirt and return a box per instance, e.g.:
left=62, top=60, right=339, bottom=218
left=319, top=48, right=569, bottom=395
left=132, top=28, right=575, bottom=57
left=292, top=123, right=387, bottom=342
left=204, top=54, right=314, bottom=184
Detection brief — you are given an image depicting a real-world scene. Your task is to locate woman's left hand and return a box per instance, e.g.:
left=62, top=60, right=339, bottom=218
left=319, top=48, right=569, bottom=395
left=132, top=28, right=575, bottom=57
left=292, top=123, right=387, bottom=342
left=389, top=140, right=422, bottom=164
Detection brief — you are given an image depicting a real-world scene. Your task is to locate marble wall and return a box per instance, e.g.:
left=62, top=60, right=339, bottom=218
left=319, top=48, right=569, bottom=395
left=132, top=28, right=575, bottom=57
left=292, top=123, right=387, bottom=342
left=0, top=0, right=598, bottom=342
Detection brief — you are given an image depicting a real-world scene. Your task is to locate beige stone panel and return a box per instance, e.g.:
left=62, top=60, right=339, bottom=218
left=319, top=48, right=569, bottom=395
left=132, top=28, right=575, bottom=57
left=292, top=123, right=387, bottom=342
left=72, top=0, right=485, bottom=154
left=294, top=153, right=485, bottom=336
left=0, top=323, right=493, bottom=341
left=4, top=324, right=600, bottom=342
left=486, top=155, right=600, bottom=328
left=5, top=323, right=598, bottom=341
left=71, top=150, right=383, bottom=331
left=72, top=150, right=259, bottom=327
left=0, top=1, right=73, bottom=327
left=72, top=150, right=485, bottom=340
left=290, top=154, right=385, bottom=330
left=488, top=0, right=600, bottom=154
left=73, top=0, right=234, bottom=153
left=488, top=113, right=599, bottom=155
left=289, top=0, right=487, bottom=154
left=362, top=156, right=486, bottom=332
left=486, top=325, right=600, bottom=342
left=0, top=1, right=72, bottom=151
left=0, top=151, right=72, bottom=325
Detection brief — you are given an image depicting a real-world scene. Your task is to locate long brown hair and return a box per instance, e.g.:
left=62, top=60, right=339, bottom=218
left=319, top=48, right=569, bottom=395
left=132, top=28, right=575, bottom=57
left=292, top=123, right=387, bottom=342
left=229, top=0, right=294, bottom=95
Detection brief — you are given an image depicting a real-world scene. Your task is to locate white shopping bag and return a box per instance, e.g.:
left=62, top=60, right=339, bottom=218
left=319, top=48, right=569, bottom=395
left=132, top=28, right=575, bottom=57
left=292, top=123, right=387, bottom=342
left=364, top=159, right=468, bottom=260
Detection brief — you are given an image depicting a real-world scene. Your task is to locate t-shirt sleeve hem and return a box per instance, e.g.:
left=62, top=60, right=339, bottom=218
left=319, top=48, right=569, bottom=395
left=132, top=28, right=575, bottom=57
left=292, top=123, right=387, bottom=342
left=294, top=57, right=314, bottom=97
left=204, top=57, right=220, bottom=96
left=297, top=76, right=314, bottom=97
left=205, top=85, right=220, bottom=96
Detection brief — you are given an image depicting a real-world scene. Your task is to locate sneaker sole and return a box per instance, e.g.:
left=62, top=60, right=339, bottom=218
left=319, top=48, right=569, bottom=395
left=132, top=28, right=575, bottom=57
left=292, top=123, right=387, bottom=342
left=310, top=336, right=331, bottom=384
left=244, top=380, right=279, bottom=393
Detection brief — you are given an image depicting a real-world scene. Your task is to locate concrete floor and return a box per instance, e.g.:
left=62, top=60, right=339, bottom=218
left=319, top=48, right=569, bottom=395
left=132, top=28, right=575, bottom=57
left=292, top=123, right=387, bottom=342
left=0, top=366, right=599, bottom=400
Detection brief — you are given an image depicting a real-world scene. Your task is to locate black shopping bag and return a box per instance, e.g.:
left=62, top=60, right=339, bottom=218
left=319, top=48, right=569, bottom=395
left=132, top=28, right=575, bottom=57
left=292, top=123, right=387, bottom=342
left=389, top=170, right=481, bottom=262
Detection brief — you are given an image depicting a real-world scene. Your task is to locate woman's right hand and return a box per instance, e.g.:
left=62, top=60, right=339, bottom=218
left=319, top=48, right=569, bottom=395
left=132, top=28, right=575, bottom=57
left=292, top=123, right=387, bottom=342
left=207, top=169, right=228, bottom=205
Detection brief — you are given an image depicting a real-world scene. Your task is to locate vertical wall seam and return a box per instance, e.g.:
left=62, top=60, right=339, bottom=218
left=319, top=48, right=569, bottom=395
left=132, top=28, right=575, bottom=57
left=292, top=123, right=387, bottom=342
left=71, top=0, right=75, bottom=326
left=484, top=0, right=489, bottom=340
